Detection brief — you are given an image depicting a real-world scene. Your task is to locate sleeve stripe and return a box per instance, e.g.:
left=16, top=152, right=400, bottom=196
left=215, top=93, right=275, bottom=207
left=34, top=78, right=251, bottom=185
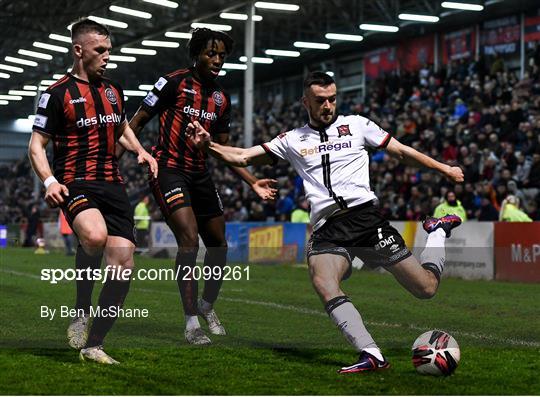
left=378, top=133, right=391, bottom=149
left=261, top=143, right=279, bottom=165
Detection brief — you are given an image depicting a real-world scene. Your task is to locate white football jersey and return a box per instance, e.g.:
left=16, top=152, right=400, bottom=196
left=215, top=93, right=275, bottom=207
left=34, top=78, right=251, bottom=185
left=263, top=115, right=391, bottom=230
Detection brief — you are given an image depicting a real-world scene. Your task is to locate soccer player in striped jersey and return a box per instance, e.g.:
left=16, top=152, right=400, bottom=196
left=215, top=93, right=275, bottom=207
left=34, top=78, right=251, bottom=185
left=123, top=28, right=277, bottom=345
left=188, top=71, right=464, bottom=372
left=29, top=19, right=158, bottom=364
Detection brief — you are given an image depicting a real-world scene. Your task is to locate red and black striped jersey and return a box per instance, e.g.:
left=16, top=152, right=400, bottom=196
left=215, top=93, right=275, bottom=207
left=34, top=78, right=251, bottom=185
left=139, top=67, right=231, bottom=173
left=32, top=73, right=126, bottom=184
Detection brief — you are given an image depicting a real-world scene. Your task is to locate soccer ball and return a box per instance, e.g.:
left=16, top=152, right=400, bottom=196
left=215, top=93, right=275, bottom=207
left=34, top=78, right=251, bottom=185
left=412, top=330, right=460, bottom=376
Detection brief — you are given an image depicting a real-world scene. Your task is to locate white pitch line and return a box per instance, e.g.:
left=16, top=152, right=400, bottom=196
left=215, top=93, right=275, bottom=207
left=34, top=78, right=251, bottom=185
left=2, top=268, right=539, bottom=347
left=0, top=268, right=42, bottom=280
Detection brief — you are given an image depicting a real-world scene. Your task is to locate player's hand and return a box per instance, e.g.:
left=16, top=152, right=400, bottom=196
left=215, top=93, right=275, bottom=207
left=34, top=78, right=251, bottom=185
left=137, top=150, right=158, bottom=178
left=252, top=178, right=278, bottom=201
left=445, top=166, right=464, bottom=183
left=187, top=120, right=211, bottom=149
left=44, top=182, right=69, bottom=208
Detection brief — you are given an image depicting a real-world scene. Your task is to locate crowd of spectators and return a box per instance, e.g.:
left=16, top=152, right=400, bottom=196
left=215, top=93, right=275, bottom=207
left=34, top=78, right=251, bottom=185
left=2, top=46, right=540, bottom=230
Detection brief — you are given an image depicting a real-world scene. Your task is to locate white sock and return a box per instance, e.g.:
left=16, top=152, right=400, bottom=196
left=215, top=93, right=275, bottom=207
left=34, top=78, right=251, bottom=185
left=199, top=298, right=212, bottom=313
left=185, top=315, right=200, bottom=331
left=363, top=347, right=385, bottom=361
left=326, top=296, right=378, bottom=352
left=421, top=228, right=446, bottom=277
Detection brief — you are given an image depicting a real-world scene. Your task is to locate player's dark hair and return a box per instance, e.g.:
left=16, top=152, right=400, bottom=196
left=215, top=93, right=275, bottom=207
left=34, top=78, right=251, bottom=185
left=303, top=71, right=335, bottom=92
left=71, top=18, right=110, bottom=43
left=187, top=28, right=233, bottom=59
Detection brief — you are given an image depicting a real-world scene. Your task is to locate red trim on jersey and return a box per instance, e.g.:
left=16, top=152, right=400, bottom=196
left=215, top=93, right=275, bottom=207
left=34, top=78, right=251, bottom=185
left=48, top=75, right=70, bottom=90
left=378, top=133, right=391, bottom=149
left=187, top=79, right=203, bottom=172
left=261, top=143, right=279, bottom=165
left=63, top=89, right=78, bottom=182
left=100, top=84, right=117, bottom=181
left=168, top=68, right=190, bottom=78
left=80, top=81, right=98, bottom=180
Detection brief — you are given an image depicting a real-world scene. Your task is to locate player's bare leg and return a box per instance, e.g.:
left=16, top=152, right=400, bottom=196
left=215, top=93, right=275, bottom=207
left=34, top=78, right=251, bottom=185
left=197, top=215, right=227, bottom=335
left=387, top=214, right=462, bottom=298
left=80, top=236, right=135, bottom=364
left=308, top=253, right=389, bottom=373
left=168, top=207, right=210, bottom=345
left=67, top=209, right=107, bottom=349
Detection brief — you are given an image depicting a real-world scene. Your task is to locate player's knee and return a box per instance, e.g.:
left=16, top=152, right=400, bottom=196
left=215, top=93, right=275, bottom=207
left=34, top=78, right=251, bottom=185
left=178, top=230, right=199, bottom=248
left=81, top=230, right=107, bottom=249
left=415, top=282, right=438, bottom=299
left=119, top=259, right=135, bottom=272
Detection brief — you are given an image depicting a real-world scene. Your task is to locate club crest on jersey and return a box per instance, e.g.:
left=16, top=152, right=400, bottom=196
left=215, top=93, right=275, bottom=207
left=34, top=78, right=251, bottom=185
left=337, top=124, right=352, bottom=137
left=105, top=88, right=118, bottom=105
left=212, top=91, right=224, bottom=106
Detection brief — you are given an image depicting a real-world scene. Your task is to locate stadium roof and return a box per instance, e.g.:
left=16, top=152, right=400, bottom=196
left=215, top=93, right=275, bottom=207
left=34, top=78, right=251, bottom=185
left=0, top=0, right=537, bottom=119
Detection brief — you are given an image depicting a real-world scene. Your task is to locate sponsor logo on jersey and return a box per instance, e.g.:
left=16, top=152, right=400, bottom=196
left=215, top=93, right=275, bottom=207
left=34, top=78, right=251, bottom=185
left=212, top=91, right=224, bottom=106
left=182, top=105, right=217, bottom=121
left=69, top=97, right=87, bottom=104
left=299, top=140, right=352, bottom=157
left=155, top=77, right=168, bottom=91
left=183, top=88, right=197, bottom=95
left=38, top=93, right=51, bottom=108
left=143, top=92, right=158, bottom=107
left=33, top=114, right=48, bottom=129
left=299, top=134, right=310, bottom=142
left=105, top=88, right=118, bottom=105
left=337, top=124, right=352, bottom=137
left=76, top=113, right=122, bottom=128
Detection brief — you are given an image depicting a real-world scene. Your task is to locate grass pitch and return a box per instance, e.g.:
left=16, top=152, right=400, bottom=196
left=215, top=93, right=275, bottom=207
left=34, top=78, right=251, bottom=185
left=1, top=248, right=539, bottom=395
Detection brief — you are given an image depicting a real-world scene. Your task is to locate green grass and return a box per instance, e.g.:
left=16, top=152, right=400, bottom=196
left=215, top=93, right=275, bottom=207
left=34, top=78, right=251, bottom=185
left=0, top=248, right=539, bottom=395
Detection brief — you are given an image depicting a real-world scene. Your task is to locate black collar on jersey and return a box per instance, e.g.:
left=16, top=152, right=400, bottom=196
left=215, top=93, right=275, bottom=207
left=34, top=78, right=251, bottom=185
left=189, top=66, right=219, bottom=88
left=68, top=72, right=104, bottom=87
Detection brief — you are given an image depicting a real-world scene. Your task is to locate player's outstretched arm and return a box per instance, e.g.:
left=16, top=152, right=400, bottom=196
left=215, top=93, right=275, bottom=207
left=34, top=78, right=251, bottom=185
left=116, top=120, right=158, bottom=178
left=28, top=131, right=69, bottom=207
left=188, top=121, right=274, bottom=167
left=385, top=137, right=464, bottom=183
left=213, top=133, right=277, bottom=201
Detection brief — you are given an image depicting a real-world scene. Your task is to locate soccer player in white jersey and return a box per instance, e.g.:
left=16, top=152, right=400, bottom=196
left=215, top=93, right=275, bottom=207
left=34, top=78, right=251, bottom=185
left=188, top=71, right=464, bottom=373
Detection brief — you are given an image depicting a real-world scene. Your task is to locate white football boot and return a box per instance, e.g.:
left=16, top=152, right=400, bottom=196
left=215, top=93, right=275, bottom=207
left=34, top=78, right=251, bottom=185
left=80, top=345, right=119, bottom=365
left=197, top=299, right=226, bottom=336
left=184, top=327, right=212, bottom=345
left=67, top=314, right=90, bottom=349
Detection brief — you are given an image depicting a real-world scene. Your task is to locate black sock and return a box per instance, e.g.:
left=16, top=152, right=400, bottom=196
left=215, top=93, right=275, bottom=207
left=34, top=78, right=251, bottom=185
left=422, top=262, right=441, bottom=283
left=175, top=250, right=199, bottom=315
left=75, top=245, right=103, bottom=313
left=202, top=246, right=227, bottom=304
left=85, top=278, right=131, bottom=348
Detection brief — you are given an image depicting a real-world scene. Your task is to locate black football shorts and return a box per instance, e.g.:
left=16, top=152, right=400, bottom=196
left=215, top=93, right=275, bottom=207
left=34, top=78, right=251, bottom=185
left=307, top=201, right=412, bottom=279
left=61, top=180, right=136, bottom=244
left=150, top=167, right=224, bottom=220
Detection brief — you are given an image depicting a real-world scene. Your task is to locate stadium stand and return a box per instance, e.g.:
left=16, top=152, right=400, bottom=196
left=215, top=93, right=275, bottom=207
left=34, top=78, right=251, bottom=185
left=1, top=47, right=539, bottom=228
